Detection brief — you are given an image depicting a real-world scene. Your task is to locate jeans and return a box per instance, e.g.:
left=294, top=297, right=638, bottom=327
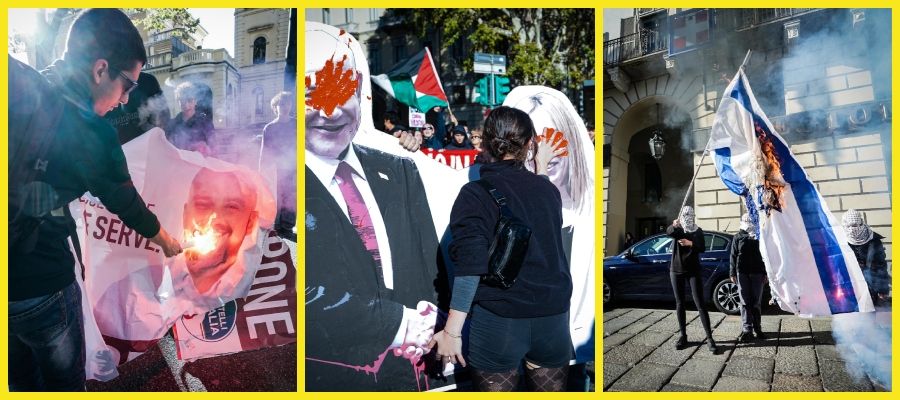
left=737, top=273, right=766, bottom=333
left=8, top=280, right=86, bottom=391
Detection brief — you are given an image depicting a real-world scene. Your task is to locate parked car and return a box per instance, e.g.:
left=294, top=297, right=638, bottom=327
left=604, top=230, right=759, bottom=315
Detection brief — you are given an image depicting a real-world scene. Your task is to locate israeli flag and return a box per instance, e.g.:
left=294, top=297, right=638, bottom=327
left=709, top=69, right=874, bottom=317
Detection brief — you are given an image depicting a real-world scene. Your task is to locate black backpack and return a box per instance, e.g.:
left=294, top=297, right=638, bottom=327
left=474, top=180, right=532, bottom=289
left=8, top=55, right=66, bottom=254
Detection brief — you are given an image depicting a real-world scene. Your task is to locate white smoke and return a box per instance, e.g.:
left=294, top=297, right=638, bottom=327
left=831, top=311, right=892, bottom=389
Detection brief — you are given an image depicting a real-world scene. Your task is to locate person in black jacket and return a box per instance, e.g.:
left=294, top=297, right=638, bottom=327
left=730, top=213, right=768, bottom=342
left=165, top=81, right=216, bottom=156
left=842, top=209, right=891, bottom=306
left=7, top=9, right=182, bottom=391
left=667, top=206, right=716, bottom=354
left=433, top=106, right=572, bottom=391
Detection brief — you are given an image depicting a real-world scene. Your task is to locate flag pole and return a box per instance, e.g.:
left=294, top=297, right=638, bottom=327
left=678, top=49, right=753, bottom=213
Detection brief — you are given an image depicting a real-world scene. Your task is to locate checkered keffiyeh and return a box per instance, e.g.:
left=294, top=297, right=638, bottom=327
left=841, top=209, right=873, bottom=245
left=739, top=213, right=757, bottom=238
left=680, top=206, right=699, bottom=233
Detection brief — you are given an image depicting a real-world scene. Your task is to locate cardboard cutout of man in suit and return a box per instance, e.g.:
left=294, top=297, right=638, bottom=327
left=304, top=25, right=445, bottom=391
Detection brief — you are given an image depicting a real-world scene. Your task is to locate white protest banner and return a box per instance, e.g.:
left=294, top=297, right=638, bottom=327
left=70, top=129, right=283, bottom=381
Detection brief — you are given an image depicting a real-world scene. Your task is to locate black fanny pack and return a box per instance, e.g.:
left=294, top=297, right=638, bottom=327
left=474, top=180, right=532, bottom=290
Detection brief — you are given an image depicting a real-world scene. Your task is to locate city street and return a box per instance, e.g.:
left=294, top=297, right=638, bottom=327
left=603, top=300, right=892, bottom=392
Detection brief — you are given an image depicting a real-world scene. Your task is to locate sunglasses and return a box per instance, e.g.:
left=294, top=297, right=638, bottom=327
left=108, top=65, right=138, bottom=96
left=424, top=126, right=434, bottom=130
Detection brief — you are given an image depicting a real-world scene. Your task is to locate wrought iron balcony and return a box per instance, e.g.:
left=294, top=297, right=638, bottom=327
left=715, top=8, right=819, bottom=33
left=603, top=29, right=668, bottom=66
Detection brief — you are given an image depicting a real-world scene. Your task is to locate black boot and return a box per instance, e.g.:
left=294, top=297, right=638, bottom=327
left=706, top=337, right=717, bottom=354
left=674, top=334, right=688, bottom=350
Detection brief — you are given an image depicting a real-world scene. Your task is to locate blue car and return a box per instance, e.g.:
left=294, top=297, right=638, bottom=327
left=603, top=231, right=745, bottom=315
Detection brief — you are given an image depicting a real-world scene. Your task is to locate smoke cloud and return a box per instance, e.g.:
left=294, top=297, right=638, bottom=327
left=831, top=311, right=892, bottom=389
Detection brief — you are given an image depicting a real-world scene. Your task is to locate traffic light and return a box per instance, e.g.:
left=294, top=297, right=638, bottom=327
left=474, top=77, right=490, bottom=106
left=494, top=76, right=511, bottom=105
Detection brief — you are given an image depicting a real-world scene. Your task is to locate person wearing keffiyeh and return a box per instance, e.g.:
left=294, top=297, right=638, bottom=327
left=667, top=206, right=716, bottom=354
left=842, top=209, right=891, bottom=305
left=730, top=213, right=768, bottom=341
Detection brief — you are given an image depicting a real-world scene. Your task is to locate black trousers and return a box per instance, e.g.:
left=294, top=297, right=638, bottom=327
left=670, top=271, right=712, bottom=337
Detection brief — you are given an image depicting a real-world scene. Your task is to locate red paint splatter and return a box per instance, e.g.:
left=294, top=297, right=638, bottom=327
left=306, top=53, right=358, bottom=117
left=339, top=29, right=346, bottom=36
left=366, top=96, right=372, bottom=100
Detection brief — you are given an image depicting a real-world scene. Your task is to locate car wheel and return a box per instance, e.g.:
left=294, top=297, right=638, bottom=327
left=603, top=280, right=612, bottom=305
left=712, top=279, right=740, bottom=315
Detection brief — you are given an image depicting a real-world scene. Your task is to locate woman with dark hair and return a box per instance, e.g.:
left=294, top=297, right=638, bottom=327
left=623, top=232, right=635, bottom=251
left=668, top=206, right=716, bottom=354
left=430, top=106, right=571, bottom=391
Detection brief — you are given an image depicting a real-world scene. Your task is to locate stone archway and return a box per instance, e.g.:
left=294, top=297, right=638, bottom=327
left=605, top=94, right=693, bottom=255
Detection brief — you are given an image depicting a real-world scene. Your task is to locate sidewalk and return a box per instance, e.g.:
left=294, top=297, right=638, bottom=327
left=603, top=307, right=892, bottom=392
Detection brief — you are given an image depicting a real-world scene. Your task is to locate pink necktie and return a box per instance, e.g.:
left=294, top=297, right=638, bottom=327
left=334, top=161, right=382, bottom=267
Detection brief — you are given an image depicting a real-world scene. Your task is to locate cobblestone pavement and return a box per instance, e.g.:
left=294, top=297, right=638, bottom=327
left=603, top=304, right=892, bottom=392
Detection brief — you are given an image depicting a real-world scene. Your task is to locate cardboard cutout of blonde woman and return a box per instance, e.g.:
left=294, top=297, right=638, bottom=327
left=305, top=21, right=594, bottom=391
left=69, top=129, right=281, bottom=381
left=504, top=86, right=596, bottom=364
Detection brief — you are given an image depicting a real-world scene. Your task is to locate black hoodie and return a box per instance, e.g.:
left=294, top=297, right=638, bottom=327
left=729, top=229, right=766, bottom=276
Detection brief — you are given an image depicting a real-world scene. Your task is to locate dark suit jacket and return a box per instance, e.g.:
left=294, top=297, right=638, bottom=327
left=305, top=144, right=446, bottom=391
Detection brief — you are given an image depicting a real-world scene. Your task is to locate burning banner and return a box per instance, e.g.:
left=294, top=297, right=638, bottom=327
left=69, top=129, right=294, bottom=380
left=710, top=69, right=874, bottom=317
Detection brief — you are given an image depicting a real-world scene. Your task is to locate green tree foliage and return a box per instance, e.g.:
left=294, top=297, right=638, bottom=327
left=390, top=8, right=595, bottom=90
left=125, top=8, right=201, bottom=40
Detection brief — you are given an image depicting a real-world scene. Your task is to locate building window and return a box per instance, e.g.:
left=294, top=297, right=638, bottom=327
left=369, top=8, right=378, bottom=22
left=451, top=85, right=466, bottom=105
left=253, top=87, right=265, bottom=116
left=345, top=9, right=353, bottom=23
left=323, top=9, right=330, bottom=25
left=253, top=37, right=266, bottom=64
left=392, top=37, right=407, bottom=64
left=368, top=41, right=382, bottom=74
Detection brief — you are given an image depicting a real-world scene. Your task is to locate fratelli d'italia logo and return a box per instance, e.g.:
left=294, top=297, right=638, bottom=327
left=182, top=300, right=238, bottom=342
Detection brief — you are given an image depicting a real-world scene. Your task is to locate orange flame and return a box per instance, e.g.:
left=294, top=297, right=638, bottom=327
left=756, top=122, right=785, bottom=210
left=186, top=213, right=217, bottom=256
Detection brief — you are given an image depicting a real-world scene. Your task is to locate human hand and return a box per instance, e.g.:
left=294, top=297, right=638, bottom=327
left=428, top=329, right=465, bottom=368
left=730, top=276, right=736, bottom=283
left=535, top=127, right=567, bottom=175
left=433, top=106, right=442, bottom=113
left=678, top=239, right=692, bottom=247
left=397, top=131, right=421, bottom=152
left=673, top=219, right=681, bottom=228
left=149, top=228, right=183, bottom=257
left=396, top=301, right=438, bottom=365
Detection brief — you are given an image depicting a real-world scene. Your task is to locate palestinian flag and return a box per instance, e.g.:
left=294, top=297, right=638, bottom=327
left=371, top=47, right=448, bottom=111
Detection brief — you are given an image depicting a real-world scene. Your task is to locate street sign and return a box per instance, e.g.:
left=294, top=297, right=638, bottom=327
left=473, top=52, right=507, bottom=75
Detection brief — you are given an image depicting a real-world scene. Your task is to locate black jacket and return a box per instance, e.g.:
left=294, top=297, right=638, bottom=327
left=449, top=160, right=572, bottom=318
left=165, top=111, right=216, bottom=154
left=849, top=232, right=890, bottom=295
left=304, top=145, right=446, bottom=391
left=104, top=72, right=170, bottom=144
left=667, top=225, right=705, bottom=274
left=730, top=230, right=766, bottom=276
left=8, top=58, right=161, bottom=301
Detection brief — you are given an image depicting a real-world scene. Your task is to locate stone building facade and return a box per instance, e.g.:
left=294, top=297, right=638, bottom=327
left=602, top=8, right=892, bottom=274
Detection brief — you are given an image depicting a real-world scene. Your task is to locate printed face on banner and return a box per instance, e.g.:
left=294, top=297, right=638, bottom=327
left=305, top=30, right=361, bottom=160
left=529, top=107, right=570, bottom=190
left=183, top=168, right=259, bottom=294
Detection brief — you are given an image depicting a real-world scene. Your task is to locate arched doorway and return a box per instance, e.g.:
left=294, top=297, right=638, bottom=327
left=606, top=95, right=693, bottom=254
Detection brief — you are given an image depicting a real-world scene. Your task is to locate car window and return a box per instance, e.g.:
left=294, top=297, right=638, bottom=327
left=632, top=237, right=674, bottom=256
left=710, top=235, right=729, bottom=251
